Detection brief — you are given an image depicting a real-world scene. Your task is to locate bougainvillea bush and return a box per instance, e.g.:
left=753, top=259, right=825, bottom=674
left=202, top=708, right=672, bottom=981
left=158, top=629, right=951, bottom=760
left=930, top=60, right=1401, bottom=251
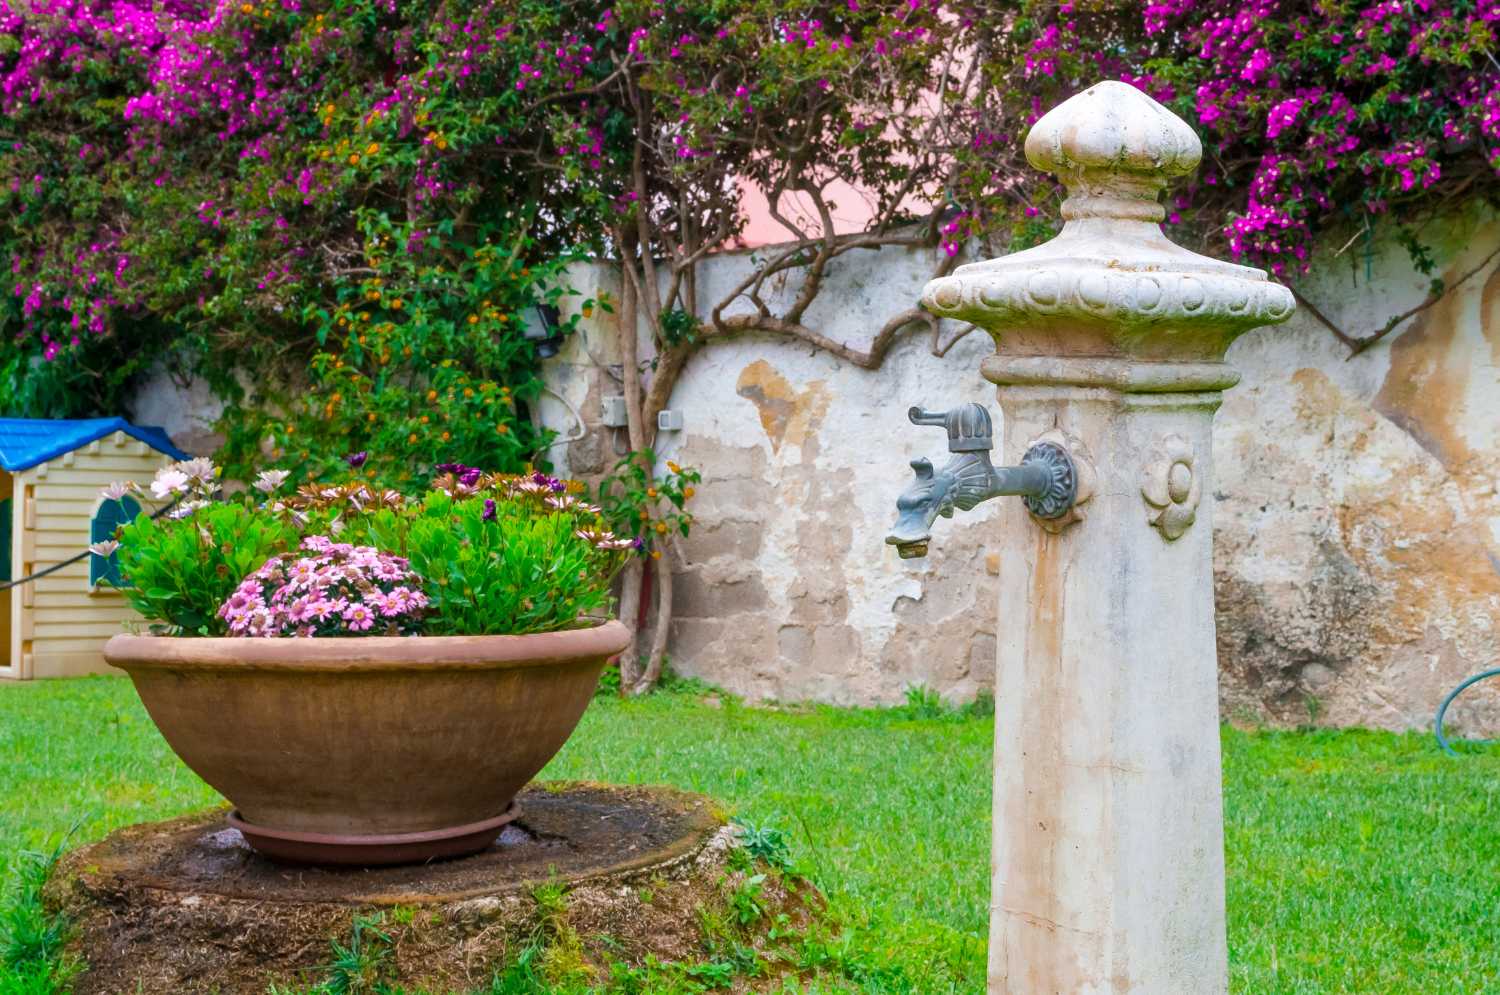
left=982, top=0, right=1500, bottom=280
left=3, top=0, right=1493, bottom=411
left=0, top=0, right=596, bottom=448
left=93, top=459, right=634, bottom=636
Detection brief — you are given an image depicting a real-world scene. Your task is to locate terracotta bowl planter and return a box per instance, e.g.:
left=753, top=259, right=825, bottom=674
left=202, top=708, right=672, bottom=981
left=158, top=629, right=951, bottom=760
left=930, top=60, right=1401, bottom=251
left=103, top=620, right=630, bottom=866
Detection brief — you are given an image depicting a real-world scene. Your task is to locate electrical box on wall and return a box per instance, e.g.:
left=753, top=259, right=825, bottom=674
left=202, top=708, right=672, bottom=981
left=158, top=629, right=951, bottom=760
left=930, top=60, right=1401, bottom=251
left=657, top=409, right=684, bottom=432
left=601, top=396, right=628, bottom=428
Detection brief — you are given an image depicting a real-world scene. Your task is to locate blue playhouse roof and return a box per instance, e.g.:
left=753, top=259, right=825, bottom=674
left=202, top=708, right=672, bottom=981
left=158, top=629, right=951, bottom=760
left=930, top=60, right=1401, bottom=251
left=0, top=418, right=191, bottom=472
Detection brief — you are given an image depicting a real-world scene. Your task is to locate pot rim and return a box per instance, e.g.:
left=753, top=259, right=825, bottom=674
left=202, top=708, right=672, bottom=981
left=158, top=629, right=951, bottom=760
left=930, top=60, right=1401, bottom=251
left=103, top=618, right=631, bottom=673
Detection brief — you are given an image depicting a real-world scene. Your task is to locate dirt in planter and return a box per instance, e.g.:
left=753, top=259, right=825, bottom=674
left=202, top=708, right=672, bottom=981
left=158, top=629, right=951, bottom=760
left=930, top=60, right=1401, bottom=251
left=45, top=781, right=825, bottom=994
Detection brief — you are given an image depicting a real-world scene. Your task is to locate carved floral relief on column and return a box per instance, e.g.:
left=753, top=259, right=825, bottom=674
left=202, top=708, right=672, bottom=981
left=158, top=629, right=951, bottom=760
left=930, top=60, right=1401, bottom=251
left=1142, top=434, right=1200, bottom=540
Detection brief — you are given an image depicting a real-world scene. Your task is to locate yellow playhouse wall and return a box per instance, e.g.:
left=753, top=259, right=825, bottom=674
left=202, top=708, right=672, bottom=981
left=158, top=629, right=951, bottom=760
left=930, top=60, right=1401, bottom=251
left=8, top=434, right=177, bottom=680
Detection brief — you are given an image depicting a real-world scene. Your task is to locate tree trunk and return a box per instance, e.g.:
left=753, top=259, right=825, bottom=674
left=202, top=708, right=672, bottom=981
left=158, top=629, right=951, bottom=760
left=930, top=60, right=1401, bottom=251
left=612, top=255, right=649, bottom=688
left=630, top=543, right=675, bottom=695
left=616, top=559, right=643, bottom=691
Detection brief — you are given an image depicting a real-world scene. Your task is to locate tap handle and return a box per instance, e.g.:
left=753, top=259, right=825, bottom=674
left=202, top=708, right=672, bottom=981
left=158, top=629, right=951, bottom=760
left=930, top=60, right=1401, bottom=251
left=907, top=403, right=994, bottom=453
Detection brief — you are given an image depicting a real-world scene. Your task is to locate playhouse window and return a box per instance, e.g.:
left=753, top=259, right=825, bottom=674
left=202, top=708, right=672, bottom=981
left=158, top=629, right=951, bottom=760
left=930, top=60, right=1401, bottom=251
left=90, top=496, right=139, bottom=589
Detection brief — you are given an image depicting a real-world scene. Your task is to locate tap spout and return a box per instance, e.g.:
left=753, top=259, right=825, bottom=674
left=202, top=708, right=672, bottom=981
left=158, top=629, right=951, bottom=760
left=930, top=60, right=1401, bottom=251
left=885, top=443, right=1076, bottom=559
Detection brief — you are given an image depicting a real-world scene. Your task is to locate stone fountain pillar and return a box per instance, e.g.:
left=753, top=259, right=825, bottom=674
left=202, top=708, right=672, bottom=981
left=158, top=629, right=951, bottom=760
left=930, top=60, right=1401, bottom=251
left=919, top=82, right=1295, bottom=993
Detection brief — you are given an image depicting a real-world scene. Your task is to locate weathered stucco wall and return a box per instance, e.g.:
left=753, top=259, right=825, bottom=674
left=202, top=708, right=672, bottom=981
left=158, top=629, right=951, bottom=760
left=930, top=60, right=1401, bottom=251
left=541, top=211, right=1500, bottom=733
left=1215, top=213, right=1500, bottom=733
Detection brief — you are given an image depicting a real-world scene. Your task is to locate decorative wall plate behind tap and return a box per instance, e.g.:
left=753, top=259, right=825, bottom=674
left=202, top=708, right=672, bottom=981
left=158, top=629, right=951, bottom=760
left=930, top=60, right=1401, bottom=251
left=1027, top=429, right=1094, bottom=534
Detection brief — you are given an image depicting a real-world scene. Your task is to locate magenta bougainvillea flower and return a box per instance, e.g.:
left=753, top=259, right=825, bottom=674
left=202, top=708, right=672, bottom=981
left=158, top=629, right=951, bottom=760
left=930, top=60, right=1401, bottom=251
left=218, top=538, right=428, bottom=637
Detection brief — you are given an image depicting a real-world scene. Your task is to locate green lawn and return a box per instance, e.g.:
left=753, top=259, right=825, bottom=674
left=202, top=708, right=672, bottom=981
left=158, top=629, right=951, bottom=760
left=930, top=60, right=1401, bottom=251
left=2, top=676, right=1498, bottom=993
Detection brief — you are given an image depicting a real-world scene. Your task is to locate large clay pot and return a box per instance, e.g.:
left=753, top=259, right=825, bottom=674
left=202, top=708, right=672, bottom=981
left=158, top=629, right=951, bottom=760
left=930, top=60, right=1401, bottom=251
left=103, top=621, right=630, bottom=866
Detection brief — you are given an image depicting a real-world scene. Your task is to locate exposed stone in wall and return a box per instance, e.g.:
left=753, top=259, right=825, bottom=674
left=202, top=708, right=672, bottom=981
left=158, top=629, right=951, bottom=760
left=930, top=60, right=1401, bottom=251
left=128, top=365, right=228, bottom=456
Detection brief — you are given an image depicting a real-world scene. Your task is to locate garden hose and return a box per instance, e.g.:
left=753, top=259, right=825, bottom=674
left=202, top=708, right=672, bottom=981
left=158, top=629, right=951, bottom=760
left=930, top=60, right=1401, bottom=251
left=1433, top=668, right=1500, bottom=757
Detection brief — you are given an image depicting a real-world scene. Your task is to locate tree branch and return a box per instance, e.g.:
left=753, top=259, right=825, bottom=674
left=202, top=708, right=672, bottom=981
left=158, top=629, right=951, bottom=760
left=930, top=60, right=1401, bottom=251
left=1293, top=240, right=1500, bottom=357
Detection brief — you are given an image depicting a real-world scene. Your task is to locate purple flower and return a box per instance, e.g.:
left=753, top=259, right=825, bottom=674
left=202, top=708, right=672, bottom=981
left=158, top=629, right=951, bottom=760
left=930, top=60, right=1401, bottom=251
left=437, top=462, right=483, bottom=486
left=531, top=470, right=565, bottom=493
left=346, top=451, right=368, bottom=469
left=483, top=498, right=496, bottom=521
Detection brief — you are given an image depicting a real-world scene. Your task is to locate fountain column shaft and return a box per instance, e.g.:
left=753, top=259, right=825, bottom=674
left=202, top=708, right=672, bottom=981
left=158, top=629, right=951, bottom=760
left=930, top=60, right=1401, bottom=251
left=988, top=384, right=1227, bottom=994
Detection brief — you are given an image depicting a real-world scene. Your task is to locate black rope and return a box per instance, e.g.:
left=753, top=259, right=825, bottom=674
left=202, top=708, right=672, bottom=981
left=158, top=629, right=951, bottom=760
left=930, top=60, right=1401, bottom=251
left=0, top=495, right=182, bottom=593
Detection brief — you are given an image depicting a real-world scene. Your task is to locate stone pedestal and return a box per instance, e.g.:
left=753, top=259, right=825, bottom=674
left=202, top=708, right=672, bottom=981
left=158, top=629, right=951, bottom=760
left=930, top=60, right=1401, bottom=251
left=922, top=81, right=1294, bottom=993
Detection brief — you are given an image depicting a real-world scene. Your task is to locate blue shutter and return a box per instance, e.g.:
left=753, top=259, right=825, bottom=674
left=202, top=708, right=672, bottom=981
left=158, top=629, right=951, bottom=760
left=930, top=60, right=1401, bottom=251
left=90, top=496, right=140, bottom=588
left=0, top=498, right=10, bottom=583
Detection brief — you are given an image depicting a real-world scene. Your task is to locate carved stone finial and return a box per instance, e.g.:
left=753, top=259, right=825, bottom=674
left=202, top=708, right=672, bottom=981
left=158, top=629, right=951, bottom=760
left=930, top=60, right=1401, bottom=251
left=921, top=79, right=1295, bottom=367
left=1024, top=81, right=1202, bottom=223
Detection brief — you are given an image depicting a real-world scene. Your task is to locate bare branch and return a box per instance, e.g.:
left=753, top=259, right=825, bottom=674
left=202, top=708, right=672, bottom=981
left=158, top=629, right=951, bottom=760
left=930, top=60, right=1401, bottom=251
left=713, top=305, right=929, bottom=370
left=1293, top=240, right=1500, bottom=356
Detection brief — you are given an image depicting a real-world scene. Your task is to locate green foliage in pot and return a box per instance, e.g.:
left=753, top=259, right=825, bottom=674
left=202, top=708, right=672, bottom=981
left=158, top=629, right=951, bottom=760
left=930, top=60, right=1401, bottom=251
left=116, top=505, right=299, bottom=637
left=92, top=463, right=297, bottom=636
left=92, top=460, right=632, bottom=638
left=362, top=491, right=623, bottom=637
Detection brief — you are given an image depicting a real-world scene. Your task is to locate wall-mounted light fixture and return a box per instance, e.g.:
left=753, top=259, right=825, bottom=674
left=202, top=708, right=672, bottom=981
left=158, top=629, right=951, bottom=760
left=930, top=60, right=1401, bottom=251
left=523, top=302, right=564, bottom=359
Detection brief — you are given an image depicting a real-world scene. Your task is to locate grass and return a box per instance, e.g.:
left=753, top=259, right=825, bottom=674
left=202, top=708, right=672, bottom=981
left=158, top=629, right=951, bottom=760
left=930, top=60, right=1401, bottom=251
left=2, top=676, right=1499, bottom=992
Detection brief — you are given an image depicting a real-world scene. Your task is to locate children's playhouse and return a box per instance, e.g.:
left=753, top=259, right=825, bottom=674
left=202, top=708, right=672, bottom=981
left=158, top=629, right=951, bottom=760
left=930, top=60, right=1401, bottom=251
left=0, top=418, right=189, bottom=680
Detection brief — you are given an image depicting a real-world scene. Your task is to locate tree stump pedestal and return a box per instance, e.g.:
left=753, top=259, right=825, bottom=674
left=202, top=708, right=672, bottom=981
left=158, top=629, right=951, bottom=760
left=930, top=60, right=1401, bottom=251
left=46, top=782, right=795, bottom=994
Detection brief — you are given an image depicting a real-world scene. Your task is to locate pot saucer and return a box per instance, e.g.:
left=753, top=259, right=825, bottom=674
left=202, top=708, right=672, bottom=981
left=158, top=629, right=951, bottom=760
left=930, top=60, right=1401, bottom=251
left=226, top=801, right=521, bottom=866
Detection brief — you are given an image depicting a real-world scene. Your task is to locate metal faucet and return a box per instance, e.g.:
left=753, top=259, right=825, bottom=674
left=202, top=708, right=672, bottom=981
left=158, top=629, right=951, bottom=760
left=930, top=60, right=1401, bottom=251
left=886, top=403, right=1078, bottom=559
